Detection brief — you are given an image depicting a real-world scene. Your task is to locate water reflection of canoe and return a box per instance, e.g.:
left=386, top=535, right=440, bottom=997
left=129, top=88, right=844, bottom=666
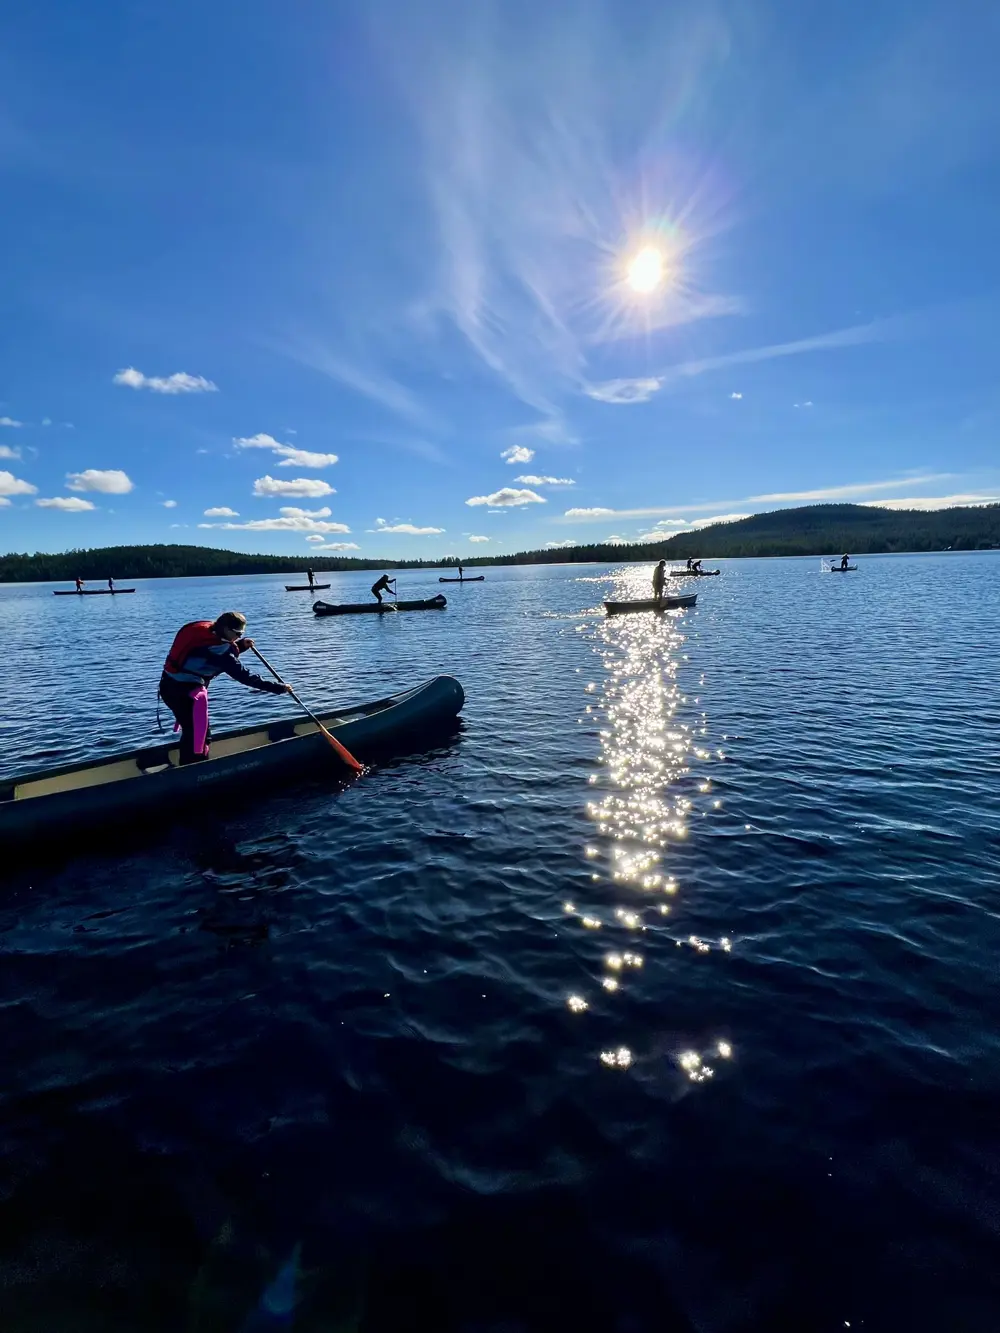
left=0, top=675, right=465, bottom=848
left=313, top=594, right=447, bottom=616
left=604, top=594, right=697, bottom=615
left=53, top=589, right=136, bottom=595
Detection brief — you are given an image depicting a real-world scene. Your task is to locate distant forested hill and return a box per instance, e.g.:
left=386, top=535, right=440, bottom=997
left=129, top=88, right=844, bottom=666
left=2, top=504, right=998, bottom=582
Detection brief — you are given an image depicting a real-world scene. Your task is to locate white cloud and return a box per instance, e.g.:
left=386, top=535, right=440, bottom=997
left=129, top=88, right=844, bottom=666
left=794, top=400, right=814, bottom=408
left=305, top=533, right=325, bottom=543
left=234, top=434, right=339, bottom=469
left=41, top=418, right=52, bottom=427
left=369, top=518, right=445, bottom=534
left=862, top=494, right=999, bottom=510
left=467, top=535, right=489, bottom=542
left=545, top=539, right=578, bottom=549
left=309, top=541, right=361, bottom=551
left=0, top=444, right=21, bottom=459
left=162, top=499, right=177, bottom=508
left=234, top=432, right=285, bottom=450
left=514, top=474, right=576, bottom=486
left=466, top=487, right=545, bottom=507
left=199, top=504, right=350, bottom=534
left=276, top=448, right=339, bottom=468
left=0, top=470, right=38, bottom=497
left=584, top=378, right=661, bottom=405
left=203, top=506, right=239, bottom=517
left=564, top=506, right=614, bottom=518
left=253, top=475, right=334, bottom=499
left=730, top=391, right=743, bottom=400
left=501, top=445, right=535, bottom=464
left=36, top=496, right=95, bottom=511
left=66, top=468, right=134, bottom=494
left=0, top=416, right=23, bottom=428
left=114, top=367, right=217, bottom=394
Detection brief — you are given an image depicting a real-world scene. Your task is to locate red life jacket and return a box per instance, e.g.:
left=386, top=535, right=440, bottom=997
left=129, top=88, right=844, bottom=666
left=163, top=620, right=224, bottom=676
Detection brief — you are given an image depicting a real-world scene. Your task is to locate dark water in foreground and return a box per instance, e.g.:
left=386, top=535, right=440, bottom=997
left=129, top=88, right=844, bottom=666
left=1, top=554, right=999, bottom=1332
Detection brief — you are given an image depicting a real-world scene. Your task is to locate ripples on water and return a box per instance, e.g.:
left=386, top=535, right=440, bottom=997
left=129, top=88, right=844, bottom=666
left=1, top=555, right=1000, bottom=1331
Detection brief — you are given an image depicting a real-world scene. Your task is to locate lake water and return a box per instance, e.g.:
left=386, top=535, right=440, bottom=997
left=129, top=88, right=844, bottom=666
left=1, top=554, right=999, bottom=1331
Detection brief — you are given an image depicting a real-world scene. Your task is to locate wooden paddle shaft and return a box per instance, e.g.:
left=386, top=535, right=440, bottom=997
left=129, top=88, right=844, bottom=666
left=249, top=646, right=363, bottom=772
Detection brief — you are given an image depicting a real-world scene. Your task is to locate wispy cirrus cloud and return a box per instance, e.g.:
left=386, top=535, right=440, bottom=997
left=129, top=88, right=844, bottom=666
left=862, top=493, right=998, bottom=510
left=467, top=534, right=489, bottom=542
left=310, top=541, right=361, bottom=551
left=561, top=474, right=957, bottom=520
left=584, top=318, right=899, bottom=406
left=371, top=1, right=739, bottom=423
left=515, top=474, right=575, bottom=486
left=0, top=416, right=23, bottom=428
left=273, top=339, right=438, bottom=431
left=466, top=487, right=546, bottom=507
left=114, top=367, right=217, bottom=394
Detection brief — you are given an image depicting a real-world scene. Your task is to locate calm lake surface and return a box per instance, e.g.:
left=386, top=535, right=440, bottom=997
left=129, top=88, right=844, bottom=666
left=1, top=554, right=999, bottom=1331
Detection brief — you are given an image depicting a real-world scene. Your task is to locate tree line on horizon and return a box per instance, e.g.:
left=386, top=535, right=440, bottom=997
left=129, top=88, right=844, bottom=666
left=1, top=503, right=998, bottom=582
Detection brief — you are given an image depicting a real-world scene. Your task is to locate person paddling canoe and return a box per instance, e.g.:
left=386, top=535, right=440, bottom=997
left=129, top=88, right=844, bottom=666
left=307, top=568, right=316, bottom=589
left=159, top=611, right=290, bottom=765
left=652, top=559, right=667, bottom=606
left=371, top=574, right=396, bottom=604
left=840, top=553, right=851, bottom=570
left=75, top=576, right=84, bottom=592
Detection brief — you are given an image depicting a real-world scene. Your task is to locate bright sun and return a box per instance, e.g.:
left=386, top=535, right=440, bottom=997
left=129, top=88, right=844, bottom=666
left=626, top=246, right=666, bottom=294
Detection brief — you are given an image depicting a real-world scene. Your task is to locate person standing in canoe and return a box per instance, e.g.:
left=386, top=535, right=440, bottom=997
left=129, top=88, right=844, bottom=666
left=108, top=576, right=115, bottom=592
left=159, top=611, right=290, bottom=765
left=75, top=576, right=84, bottom=592
left=458, top=563, right=464, bottom=581
left=371, top=573, right=396, bottom=604
left=307, top=568, right=316, bottom=589
left=840, top=553, right=851, bottom=570
left=652, top=559, right=667, bottom=606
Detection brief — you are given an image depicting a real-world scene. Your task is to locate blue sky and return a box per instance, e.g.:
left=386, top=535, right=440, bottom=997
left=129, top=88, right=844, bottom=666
left=2, top=0, right=998, bottom=558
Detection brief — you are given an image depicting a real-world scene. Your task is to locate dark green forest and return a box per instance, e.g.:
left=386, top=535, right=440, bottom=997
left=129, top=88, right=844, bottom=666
left=2, top=504, right=998, bottom=582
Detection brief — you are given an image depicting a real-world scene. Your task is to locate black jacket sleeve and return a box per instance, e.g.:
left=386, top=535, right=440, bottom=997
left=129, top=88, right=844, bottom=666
left=217, top=649, right=286, bottom=693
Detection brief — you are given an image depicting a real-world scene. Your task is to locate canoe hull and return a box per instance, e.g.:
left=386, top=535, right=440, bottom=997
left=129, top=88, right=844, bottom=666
left=0, top=675, right=465, bottom=851
left=827, top=566, right=858, bottom=572
left=313, top=595, right=447, bottom=615
left=604, top=594, right=697, bottom=615
left=54, top=589, right=136, bottom=595
left=665, top=569, right=720, bottom=577
left=285, top=584, right=331, bottom=591
left=438, top=576, right=485, bottom=583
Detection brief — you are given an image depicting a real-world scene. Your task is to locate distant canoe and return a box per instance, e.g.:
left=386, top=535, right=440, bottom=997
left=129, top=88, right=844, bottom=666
left=0, top=675, right=465, bottom=848
left=827, top=566, right=859, bottom=572
left=666, top=568, right=720, bottom=577
left=313, top=594, right=447, bottom=616
left=285, top=583, right=331, bottom=591
left=604, top=593, right=697, bottom=615
left=53, top=589, right=136, bottom=596
left=438, top=576, right=485, bottom=583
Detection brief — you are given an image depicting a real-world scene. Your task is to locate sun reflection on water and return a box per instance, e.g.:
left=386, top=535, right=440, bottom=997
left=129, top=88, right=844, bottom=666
left=567, top=568, right=735, bottom=1081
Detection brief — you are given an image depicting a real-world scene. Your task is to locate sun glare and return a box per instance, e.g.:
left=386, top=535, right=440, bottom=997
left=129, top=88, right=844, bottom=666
left=626, top=246, right=665, bottom=294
